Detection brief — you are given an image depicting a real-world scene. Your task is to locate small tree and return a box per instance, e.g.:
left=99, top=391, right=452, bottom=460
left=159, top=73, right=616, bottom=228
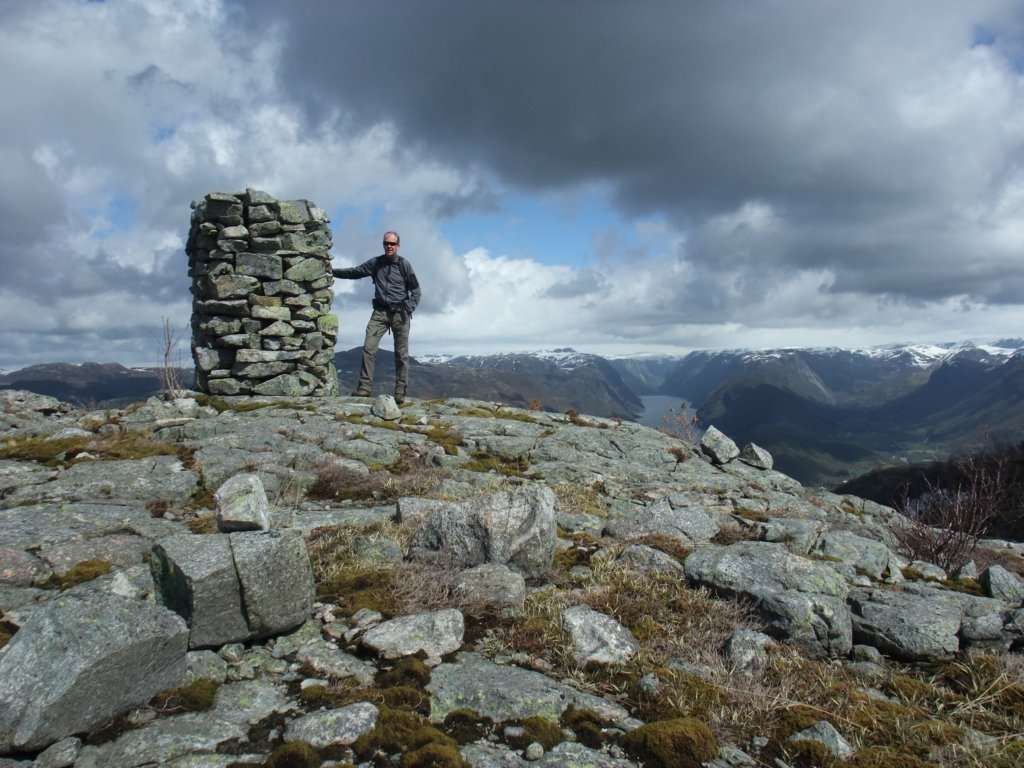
left=158, top=317, right=186, bottom=400
left=887, top=452, right=1009, bottom=573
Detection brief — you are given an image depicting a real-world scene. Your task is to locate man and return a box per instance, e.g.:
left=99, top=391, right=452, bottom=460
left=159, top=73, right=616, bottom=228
left=332, top=231, right=421, bottom=403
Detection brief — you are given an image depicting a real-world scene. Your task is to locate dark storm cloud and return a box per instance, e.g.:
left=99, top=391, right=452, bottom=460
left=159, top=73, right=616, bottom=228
left=250, top=0, right=1024, bottom=308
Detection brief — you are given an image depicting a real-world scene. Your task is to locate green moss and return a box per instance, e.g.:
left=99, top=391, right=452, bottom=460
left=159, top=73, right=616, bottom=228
left=771, top=705, right=822, bottom=742
left=0, top=431, right=179, bottom=468
left=424, top=422, right=462, bottom=455
left=0, top=435, right=91, bottom=466
left=407, top=725, right=460, bottom=752
left=462, top=451, right=531, bottom=477
left=620, top=717, right=718, bottom=768
left=335, top=413, right=365, bottom=424
left=554, top=546, right=593, bottom=571
left=263, top=740, right=321, bottom=768
left=494, top=411, right=540, bottom=424
left=296, top=679, right=423, bottom=714
left=297, top=684, right=333, bottom=708
left=507, top=716, right=563, bottom=750
left=939, top=576, right=986, bottom=596
left=45, top=559, right=114, bottom=590
left=151, top=678, right=218, bottom=713
left=322, top=568, right=399, bottom=616
left=560, top=706, right=608, bottom=748
left=353, top=705, right=425, bottom=760
left=442, top=709, right=495, bottom=745
left=786, top=740, right=841, bottom=767
left=399, top=734, right=469, bottom=768
left=377, top=656, right=431, bottom=689
left=380, top=685, right=430, bottom=714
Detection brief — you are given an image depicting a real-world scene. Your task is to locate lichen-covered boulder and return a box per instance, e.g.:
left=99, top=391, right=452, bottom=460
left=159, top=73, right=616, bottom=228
left=684, top=541, right=851, bottom=658
left=848, top=587, right=961, bottom=661
left=0, top=592, right=188, bottom=752
left=408, top=485, right=557, bottom=578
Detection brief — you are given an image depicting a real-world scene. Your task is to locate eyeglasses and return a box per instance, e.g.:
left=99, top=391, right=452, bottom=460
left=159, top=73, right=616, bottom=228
left=383, top=241, right=399, bottom=247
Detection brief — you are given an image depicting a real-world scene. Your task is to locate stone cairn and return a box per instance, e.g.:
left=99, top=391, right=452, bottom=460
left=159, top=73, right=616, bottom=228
left=186, top=189, right=339, bottom=397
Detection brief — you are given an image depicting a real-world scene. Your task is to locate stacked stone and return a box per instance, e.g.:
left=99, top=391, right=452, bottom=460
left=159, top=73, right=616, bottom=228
left=186, top=189, right=339, bottom=397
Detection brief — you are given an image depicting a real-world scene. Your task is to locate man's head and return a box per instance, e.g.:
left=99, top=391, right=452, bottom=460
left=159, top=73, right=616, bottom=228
left=383, top=231, right=400, bottom=258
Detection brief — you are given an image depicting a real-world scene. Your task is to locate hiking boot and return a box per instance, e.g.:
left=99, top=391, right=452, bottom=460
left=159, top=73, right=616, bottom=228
left=394, top=394, right=406, bottom=405
left=351, top=389, right=371, bottom=397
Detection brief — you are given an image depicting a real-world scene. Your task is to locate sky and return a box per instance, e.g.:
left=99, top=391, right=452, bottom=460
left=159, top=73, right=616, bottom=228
left=2, top=0, right=1024, bottom=371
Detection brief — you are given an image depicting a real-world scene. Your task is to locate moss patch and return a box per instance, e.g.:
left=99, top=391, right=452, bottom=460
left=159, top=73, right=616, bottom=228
left=0, top=430, right=179, bottom=468
left=506, top=715, right=564, bottom=751
left=263, top=740, right=321, bottom=768
left=442, top=708, right=495, bottom=745
left=40, top=558, right=114, bottom=591
left=151, top=678, right=218, bottom=713
left=462, top=451, right=532, bottom=477
left=620, top=717, right=718, bottom=768
left=352, top=705, right=426, bottom=761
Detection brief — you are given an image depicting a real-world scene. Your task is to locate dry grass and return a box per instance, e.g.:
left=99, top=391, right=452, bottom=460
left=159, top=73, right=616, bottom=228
left=0, top=429, right=181, bottom=468
left=306, top=449, right=445, bottom=504
left=461, top=543, right=1023, bottom=766
left=294, top=444, right=1024, bottom=767
left=552, top=481, right=608, bottom=518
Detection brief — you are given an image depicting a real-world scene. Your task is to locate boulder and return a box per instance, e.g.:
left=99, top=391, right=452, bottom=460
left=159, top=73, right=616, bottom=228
left=562, top=605, right=640, bottom=665
left=151, top=529, right=315, bottom=647
left=408, top=485, right=557, bottom=578
left=229, top=529, right=315, bottom=638
left=371, top=394, right=402, bottom=420
left=980, top=565, right=1024, bottom=605
left=848, top=587, right=961, bottom=661
left=452, top=563, right=527, bottom=612
left=740, top=442, right=773, bottom=470
left=616, top=543, right=686, bottom=575
left=283, top=702, right=379, bottom=749
left=215, top=473, right=271, bottom=532
left=427, top=652, right=635, bottom=726
left=811, top=530, right=898, bottom=582
left=360, top=608, right=465, bottom=666
left=700, top=425, right=740, bottom=464
left=685, top=541, right=851, bottom=658
left=0, top=592, right=188, bottom=752
left=150, top=534, right=249, bottom=649
left=604, top=496, right=719, bottom=545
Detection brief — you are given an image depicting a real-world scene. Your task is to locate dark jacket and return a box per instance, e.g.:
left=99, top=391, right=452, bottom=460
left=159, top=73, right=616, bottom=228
left=332, top=255, right=421, bottom=313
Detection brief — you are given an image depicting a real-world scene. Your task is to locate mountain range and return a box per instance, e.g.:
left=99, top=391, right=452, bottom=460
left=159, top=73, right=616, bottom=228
left=3, top=340, right=1022, bottom=489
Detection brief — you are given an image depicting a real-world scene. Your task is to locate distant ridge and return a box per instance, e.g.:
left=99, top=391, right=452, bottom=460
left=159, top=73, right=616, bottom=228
left=4, top=340, right=1023, bottom=490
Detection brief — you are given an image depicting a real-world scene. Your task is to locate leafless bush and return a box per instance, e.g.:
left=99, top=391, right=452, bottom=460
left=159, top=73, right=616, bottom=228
left=158, top=317, right=186, bottom=400
left=658, top=401, right=702, bottom=445
left=887, top=453, right=1009, bottom=573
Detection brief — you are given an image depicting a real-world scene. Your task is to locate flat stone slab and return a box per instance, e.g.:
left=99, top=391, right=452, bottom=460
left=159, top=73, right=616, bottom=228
left=427, top=652, right=635, bottom=727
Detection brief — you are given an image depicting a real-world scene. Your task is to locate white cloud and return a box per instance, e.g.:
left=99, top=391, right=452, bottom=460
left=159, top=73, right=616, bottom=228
left=2, top=0, right=1024, bottom=370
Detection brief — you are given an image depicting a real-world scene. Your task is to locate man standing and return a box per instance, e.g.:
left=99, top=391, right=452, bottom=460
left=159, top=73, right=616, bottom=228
left=332, top=231, right=421, bottom=403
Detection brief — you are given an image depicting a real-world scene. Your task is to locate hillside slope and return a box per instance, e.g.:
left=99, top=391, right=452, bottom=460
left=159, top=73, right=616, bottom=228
left=1, top=389, right=1022, bottom=767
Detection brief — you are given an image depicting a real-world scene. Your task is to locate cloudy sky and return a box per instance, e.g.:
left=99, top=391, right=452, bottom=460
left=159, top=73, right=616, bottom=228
left=3, top=0, right=1024, bottom=370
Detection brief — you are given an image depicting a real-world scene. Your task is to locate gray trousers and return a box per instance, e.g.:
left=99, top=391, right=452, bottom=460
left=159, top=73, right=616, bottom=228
left=356, top=309, right=410, bottom=395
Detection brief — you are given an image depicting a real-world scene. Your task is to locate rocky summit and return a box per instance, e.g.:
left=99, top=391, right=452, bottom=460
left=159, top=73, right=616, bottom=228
left=0, top=388, right=1022, bottom=768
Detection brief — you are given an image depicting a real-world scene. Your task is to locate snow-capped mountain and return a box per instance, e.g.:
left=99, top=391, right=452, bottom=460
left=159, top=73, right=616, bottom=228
left=4, top=340, right=1022, bottom=489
